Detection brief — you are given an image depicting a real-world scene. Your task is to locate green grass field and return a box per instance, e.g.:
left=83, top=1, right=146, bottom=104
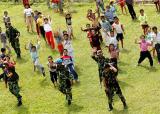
left=0, top=2, right=160, bottom=114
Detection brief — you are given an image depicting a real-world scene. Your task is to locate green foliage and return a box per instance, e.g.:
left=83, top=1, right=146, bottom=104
left=0, top=3, right=160, bottom=114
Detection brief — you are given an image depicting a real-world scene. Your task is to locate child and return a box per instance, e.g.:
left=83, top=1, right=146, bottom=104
left=4, top=55, right=16, bottom=68
left=0, top=27, right=11, bottom=54
left=61, top=49, right=79, bottom=82
left=65, top=13, right=74, bottom=39
left=135, top=35, right=153, bottom=67
left=3, top=11, right=11, bottom=28
left=104, top=6, right=115, bottom=25
left=100, top=16, right=112, bottom=46
left=108, top=44, right=119, bottom=67
left=109, top=1, right=117, bottom=15
left=112, top=16, right=124, bottom=48
left=54, top=31, right=64, bottom=56
left=47, top=56, right=57, bottom=87
left=63, top=33, right=74, bottom=59
left=154, top=0, right=160, bottom=12
left=25, top=40, right=45, bottom=76
left=24, top=4, right=34, bottom=32
left=43, top=17, right=55, bottom=49
left=34, top=10, right=40, bottom=37
left=138, top=9, right=148, bottom=35
left=109, top=31, right=118, bottom=49
left=90, top=30, right=101, bottom=50
left=86, top=9, right=96, bottom=22
left=95, top=0, right=105, bottom=15
left=37, top=12, right=46, bottom=42
left=51, top=0, right=59, bottom=13
left=118, top=0, right=127, bottom=14
left=152, top=26, right=160, bottom=64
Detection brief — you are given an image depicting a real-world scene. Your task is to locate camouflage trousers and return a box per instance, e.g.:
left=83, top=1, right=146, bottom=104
left=8, top=81, right=22, bottom=102
left=10, top=39, right=21, bottom=57
left=59, top=82, right=72, bottom=101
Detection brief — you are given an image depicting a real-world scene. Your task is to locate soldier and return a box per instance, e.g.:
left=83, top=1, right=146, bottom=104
left=6, top=23, right=21, bottom=58
left=4, top=65, right=22, bottom=106
left=56, top=58, right=73, bottom=105
left=91, top=49, right=109, bottom=86
left=102, top=63, right=127, bottom=111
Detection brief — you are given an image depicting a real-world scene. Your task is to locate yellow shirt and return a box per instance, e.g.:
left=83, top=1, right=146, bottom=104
left=37, top=17, right=43, bottom=26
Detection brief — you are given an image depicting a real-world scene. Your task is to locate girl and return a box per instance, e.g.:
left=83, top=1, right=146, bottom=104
left=118, top=0, right=127, bottom=14
left=43, top=17, right=55, bottom=49
left=138, top=9, right=148, bottom=35
left=47, top=56, right=57, bottom=87
left=54, top=31, right=64, bottom=56
left=51, top=0, right=59, bottom=13
left=112, top=16, right=125, bottom=48
left=3, top=11, right=11, bottom=28
left=24, top=4, right=34, bottom=32
left=65, top=13, right=74, bottom=39
left=34, top=10, right=40, bottom=37
left=109, top=31, right=118, bottom=49
left=135, top=35, right=153, bottom=67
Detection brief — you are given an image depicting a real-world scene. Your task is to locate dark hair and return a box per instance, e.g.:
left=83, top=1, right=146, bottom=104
left=108, top=44, right=115, bottom=53
left=31, top=46, right=36, bottom=49
left=48, top=56, right=53, bottom=59
left=63, top=33, right=69, bottom=36
left=64, top=49, right=68, bottom=52
left=1, top=48, right=6, bottom=53
left=44, top=18, right=48, bottom=21
left=4, top=11, right=8, bottom=14
left=152, top=26, right=157, bottom=30
left=114, top=16, right=119, bottom=20
left=38, top=12, right=42, bottom=15
left=6, top=55, right=10, bottom=59
left=140, top=9, right=144, bottom=13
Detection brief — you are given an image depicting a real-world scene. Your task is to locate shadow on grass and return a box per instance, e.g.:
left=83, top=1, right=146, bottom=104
left=118, top=68, right=127, bottom=74
left=139, top=65, right=157, bottom=72
left=119, top=61, right=129, bottom=66
left=16, top=58, right=28, bottom=64
left=16, top=105, right=29, bottom=114
left=119, top=80, right=134, bottom=89
left=120, top=49, right=131, bottom=54
left=66, top=103, right=84, bottom=114
left=39, top=78, right=50, bottom=88
left=112, top=108, right=129, bottom=114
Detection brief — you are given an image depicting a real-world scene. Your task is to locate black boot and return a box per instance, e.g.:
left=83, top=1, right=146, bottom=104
left=17, top=96, right=22, bottom=107
left=123, top=101, right=128, bottom=109
left=108, top=103, right=113, bottom=111
left=68, top=100, right=71, bottom=105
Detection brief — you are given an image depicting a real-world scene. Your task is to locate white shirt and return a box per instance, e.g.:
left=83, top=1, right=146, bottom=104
left=24, top=8, right=33, bottom=17
left=63, top=40, right=73, bottom=52
left=109, top=36, right=118, bottom=47
left=112, top=23, right=123, bottom=34
left=43, top=23, right=52, bottom=32
left=154, top=32, right=160, bottom=44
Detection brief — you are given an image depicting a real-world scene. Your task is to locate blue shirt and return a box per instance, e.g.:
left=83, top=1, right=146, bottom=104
left=104, top=10, right=115, bottom=22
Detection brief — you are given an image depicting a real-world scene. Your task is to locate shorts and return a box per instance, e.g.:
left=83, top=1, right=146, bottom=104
left=52, top=3, right=58, bottom=9
left=116, top=33, right=124, bottom=41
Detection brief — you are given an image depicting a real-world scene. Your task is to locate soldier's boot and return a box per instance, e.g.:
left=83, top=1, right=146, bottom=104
left=17, top=96, right=22, bottom=107
left=119, top=94, right=127, bottom=109
left=108, top=103, right=113, bottom=111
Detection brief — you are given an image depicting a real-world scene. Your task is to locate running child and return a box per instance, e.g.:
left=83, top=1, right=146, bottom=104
left=43, top=17, right=55, bottom=49
left=112, top=16, right=124, bottom=48
left=25, top=40, right=45, bottom=76
left=138, top=9, right=148, bottom=35
left=47, top=56, right=57, bottom=87
left=118, top=0, right=127, bottom=14
left=135, top=35, right=153, bottom=67
left=3, top=11, right=11, bottom=28
left=65, top=13, right=74, bottom=39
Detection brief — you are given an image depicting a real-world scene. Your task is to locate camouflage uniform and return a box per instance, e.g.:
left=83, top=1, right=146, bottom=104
left=57, top=64, right=72, bottom=105
left=6, top=26, right=21, bottom=58
left=91, top=55, right=109, bottom=84
left=102, top=69, right=127, bottom=111
left=5, top=69, right=22, bottom=106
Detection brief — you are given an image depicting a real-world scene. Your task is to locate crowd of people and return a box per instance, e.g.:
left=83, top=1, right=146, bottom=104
left=0, top=0, right=160, bottom=112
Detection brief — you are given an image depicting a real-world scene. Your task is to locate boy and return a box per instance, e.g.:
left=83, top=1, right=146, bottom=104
left=138, top=9, right=148, bottom=35
left=3, top=11, right=11, bottom=28
left=65, top=13, right=74, bottom=39
left=109, top=31, right=118, bottom=49
left=61, top=49, right=79, bottom=82
left=0, top=27, right=11, bottom=54
left=112, top=17, right=124, bottom=48
left=26, top=40, right=45, bottom=76
left=47, top=56, right=57, bottom=87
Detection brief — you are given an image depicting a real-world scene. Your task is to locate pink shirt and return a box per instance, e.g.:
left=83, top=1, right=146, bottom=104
left=140, top=41, right=151, bottom=51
